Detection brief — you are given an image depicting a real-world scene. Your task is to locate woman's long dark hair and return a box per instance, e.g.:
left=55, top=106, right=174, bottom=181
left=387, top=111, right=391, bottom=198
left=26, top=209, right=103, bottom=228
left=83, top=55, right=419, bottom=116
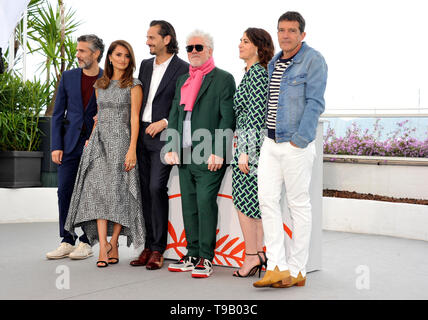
left=244, top=28, right=274, bottom=70
left=95, top=40, right=136, bottom=89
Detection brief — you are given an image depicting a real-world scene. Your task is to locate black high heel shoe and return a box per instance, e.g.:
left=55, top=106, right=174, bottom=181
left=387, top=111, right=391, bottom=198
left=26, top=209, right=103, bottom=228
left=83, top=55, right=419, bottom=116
left=97, top=243, right=112, bottom=268
left=108, top=242, right=119, bottom=265
left=233, top=253, right=264, bottom=278
left=257, top=251, right=268, bottom=275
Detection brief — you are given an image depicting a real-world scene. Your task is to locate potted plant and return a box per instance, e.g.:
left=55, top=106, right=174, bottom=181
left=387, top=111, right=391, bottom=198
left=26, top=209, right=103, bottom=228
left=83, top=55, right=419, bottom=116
left=0, top=71, right=48, bottom=187
left=9, top=0, right=81, bottom=186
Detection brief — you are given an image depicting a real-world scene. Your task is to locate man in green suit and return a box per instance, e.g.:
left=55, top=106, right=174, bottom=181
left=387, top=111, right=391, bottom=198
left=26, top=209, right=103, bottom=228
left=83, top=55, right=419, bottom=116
left=164, top=30, right=236, bottom=278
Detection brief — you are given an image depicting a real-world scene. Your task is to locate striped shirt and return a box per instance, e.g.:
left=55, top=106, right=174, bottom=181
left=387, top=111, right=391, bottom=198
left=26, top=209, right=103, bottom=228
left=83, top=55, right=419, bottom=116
left=267, top=57, right=293, bottom=139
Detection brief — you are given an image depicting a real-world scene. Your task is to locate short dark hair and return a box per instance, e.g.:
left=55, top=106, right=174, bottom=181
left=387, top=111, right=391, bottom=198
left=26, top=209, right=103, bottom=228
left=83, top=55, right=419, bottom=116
left=77, top=34, right=105, bottom=62
left=150, top=20, right=179, bottom=54
left=278, top=11, right=306, bottom=33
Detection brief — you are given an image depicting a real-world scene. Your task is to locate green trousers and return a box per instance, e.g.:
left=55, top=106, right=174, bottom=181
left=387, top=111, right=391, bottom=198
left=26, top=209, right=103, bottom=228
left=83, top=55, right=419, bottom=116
left=178, top=163, right=226, bottom=261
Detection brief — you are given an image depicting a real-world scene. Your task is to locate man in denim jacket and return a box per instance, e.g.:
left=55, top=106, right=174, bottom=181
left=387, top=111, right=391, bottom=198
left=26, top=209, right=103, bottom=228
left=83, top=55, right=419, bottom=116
left=254, top=11, right=327, bottom=289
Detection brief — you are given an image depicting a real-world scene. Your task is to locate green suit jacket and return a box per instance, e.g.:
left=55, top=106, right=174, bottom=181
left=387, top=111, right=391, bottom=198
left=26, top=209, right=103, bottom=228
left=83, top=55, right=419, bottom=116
left=166, top=67, right=236, bottom=164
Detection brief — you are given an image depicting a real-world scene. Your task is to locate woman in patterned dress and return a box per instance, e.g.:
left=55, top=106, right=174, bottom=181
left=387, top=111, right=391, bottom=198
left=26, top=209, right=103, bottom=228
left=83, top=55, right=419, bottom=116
left=232, top=28, right=274, bottom=277
left=65, top=40, right=145, bottom=268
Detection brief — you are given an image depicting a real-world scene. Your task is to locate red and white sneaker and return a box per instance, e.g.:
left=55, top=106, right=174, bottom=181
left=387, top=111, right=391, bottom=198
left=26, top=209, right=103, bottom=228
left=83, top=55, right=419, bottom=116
left=168, top=256, right=200, bottom=272
left=191, top=258, right=213, bottom=278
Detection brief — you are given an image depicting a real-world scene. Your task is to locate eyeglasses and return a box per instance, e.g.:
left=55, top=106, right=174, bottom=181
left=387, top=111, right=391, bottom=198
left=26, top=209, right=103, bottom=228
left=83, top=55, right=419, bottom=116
left=186, top=44, right=204, bottom=53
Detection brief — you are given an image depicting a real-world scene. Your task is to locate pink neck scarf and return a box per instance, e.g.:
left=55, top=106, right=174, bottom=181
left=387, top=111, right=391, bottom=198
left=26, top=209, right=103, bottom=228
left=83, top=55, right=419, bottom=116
left=180, top=56, right=215, bottom=112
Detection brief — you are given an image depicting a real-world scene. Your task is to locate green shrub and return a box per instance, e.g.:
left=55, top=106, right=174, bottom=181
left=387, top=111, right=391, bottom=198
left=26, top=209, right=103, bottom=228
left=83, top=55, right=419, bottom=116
left=0, top=72, right=49, bottom=151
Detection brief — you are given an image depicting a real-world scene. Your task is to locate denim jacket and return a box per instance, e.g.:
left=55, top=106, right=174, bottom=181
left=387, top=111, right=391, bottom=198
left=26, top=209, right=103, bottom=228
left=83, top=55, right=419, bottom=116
left=268, top=42, right=328, bottom=148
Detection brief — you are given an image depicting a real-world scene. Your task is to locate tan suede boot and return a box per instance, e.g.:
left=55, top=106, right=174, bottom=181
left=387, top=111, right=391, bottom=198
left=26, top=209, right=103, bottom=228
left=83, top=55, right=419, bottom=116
left=253, top=266, right=291, bottom=288
left=272, top=272, right=306, bottom=288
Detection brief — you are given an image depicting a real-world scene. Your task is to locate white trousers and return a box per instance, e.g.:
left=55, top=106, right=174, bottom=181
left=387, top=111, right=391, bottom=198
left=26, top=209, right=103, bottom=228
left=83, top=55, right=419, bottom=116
left=258, top=138, right=316, bottom=278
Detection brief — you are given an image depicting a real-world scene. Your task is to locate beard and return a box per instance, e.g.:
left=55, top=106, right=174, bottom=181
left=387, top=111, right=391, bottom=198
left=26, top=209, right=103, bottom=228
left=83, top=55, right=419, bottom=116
left=148, top=45, right=157, bottom=56
left=78, top=58, right=94, bottom=69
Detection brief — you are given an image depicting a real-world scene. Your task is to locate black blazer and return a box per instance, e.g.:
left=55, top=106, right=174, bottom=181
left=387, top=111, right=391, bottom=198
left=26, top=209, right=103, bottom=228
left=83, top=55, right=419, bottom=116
left=137, top=54, right=189, bottom=123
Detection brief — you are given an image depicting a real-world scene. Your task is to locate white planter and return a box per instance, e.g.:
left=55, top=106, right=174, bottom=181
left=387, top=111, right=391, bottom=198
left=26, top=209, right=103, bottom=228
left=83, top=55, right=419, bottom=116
left=323, top=197, right=428, bottom=242
left=323, top=155, right=428, bottom=199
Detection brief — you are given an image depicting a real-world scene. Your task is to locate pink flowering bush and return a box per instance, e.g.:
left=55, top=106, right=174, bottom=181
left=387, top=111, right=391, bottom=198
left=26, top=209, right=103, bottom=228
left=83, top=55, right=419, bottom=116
left=324, top=119, right=428, bottom=158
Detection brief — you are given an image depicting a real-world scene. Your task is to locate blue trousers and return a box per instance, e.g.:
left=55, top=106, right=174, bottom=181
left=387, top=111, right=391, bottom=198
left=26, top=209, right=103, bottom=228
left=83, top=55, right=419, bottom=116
left=57, top=136, right=89, bottom=245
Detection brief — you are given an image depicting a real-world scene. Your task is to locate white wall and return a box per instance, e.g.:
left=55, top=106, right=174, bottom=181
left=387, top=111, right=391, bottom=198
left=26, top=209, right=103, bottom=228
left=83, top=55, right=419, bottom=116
left=323, top=197, right=428, bottom=242
left=323, top=162, right=428, bottom=199
left=0, top=187, right=58, bottom=223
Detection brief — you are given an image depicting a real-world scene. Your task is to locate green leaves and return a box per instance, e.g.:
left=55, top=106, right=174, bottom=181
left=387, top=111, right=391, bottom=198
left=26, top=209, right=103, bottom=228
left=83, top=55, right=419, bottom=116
left=17, top=0, right=81, bottom=115
left=0, top=72, right=49, bottom=151
left=1, top=1, right=81, bottom=152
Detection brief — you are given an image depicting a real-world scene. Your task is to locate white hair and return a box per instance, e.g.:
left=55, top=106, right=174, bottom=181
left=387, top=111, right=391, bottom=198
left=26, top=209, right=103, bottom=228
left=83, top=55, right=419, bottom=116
left=186, top=29, right=214, bottom=50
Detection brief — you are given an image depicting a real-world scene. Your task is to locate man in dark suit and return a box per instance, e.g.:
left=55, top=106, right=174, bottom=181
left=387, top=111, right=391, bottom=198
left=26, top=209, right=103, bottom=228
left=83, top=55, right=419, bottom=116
left=165, top=30, right=236, bottom=278
left=46, top=34, right=104, bottom=260
left=130, top=21, right=188, bottom=270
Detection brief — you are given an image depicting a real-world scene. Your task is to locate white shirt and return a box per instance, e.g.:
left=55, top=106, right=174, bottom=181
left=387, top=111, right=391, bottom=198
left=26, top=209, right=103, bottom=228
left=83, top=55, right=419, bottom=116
left=142, top=54, right=175, bottom=123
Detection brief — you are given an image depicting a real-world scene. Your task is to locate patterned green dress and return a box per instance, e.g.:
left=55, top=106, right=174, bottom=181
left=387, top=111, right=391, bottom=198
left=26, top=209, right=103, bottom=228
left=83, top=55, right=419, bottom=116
left=231, top=63, right=269, bottom=219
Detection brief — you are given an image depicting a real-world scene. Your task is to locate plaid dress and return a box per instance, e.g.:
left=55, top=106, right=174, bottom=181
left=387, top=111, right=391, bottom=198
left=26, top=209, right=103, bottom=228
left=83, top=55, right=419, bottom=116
left=65, top=79, right=145, bottom=248
left=231, top=63, right=268, bottom=219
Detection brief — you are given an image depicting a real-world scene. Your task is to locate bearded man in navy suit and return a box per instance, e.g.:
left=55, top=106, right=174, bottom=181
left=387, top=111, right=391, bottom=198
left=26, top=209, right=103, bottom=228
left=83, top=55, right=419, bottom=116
left=46, top=35, right=104, bottom=260
left=129, top=21, right=188, bottom=270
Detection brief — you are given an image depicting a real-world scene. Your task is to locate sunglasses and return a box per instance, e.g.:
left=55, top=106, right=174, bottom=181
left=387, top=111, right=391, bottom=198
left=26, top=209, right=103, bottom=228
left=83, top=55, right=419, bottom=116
left=186, top=44, right=204, bottom=53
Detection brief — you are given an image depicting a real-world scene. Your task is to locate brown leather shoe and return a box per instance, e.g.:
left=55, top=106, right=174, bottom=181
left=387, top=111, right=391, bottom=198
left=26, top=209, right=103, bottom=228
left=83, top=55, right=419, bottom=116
left=130, top=248, right=152, bottom=267
left=146, top=251, right=164, bottom=270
